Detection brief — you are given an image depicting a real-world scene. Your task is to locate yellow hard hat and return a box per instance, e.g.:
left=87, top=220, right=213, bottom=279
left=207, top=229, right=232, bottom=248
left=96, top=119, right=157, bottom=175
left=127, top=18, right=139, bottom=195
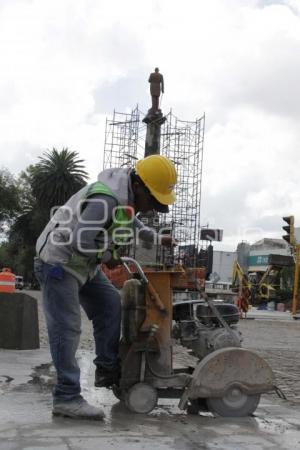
left=136, top=155, right=177, bottom=205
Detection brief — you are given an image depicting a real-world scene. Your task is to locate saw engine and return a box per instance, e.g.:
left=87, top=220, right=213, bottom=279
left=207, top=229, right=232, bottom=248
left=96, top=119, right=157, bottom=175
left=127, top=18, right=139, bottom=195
left=172, top=300, right=242, bottom=359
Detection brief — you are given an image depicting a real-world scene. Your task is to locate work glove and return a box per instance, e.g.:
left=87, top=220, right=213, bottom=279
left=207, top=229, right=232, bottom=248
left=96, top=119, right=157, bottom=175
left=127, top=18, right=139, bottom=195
left=101, top=250, right=122, bottom=270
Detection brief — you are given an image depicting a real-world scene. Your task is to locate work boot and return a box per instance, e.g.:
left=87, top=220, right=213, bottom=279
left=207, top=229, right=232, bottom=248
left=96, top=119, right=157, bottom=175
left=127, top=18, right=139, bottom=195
left=52, top=396, right=105, bottom=420
left=94, top=365, right=121, bottom=388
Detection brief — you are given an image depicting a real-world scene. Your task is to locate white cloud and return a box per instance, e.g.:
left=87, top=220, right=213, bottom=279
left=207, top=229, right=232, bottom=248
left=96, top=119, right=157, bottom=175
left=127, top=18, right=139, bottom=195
left=0, top=0, right=299, bottom=249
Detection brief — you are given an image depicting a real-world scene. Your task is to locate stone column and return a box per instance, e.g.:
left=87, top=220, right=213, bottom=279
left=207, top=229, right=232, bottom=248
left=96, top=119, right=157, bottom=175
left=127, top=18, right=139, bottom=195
left=143, top=110, right=166, bottom=157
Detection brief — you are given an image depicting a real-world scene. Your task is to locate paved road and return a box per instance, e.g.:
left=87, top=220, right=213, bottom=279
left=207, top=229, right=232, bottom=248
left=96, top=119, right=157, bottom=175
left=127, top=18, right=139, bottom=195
left=240, top=318, right=300, bottom=403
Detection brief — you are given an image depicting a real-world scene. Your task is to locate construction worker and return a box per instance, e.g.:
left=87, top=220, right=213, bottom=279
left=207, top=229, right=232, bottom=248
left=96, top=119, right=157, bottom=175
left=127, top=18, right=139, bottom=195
left=34, top=155, right=177, bottom=420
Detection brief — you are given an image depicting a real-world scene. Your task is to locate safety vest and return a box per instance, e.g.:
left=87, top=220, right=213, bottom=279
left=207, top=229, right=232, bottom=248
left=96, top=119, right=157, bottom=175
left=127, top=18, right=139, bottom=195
left=0, top=268, right=16, bottom=293
left=89, top=181, right=133, bottom=255
left=37, top=180, right=134, bottom=284
left=64, top=181, right=133, bottom=282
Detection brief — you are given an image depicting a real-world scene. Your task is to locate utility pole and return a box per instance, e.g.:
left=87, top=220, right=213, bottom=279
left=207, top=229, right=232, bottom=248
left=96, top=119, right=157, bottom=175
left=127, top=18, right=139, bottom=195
left=292, top=245, right=300, bottom=316
left=282, top=215, right=300, bottom=318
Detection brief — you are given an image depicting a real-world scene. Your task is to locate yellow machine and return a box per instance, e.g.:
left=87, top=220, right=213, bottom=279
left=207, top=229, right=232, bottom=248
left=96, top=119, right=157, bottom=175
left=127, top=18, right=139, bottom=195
left=231, top=261, right=251, bottom=311
left=232, top=256, right=293, bottom=305
left=250, top=267, right=279, bottom=303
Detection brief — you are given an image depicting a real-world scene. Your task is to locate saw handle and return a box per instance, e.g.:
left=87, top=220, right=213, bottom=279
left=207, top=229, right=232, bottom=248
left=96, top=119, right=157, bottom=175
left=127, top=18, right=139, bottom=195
left=121, top=257, right=148, bottom=283
left=121, top=256, right=166, bottom=314
left=147, top=280, right=167, bottom=313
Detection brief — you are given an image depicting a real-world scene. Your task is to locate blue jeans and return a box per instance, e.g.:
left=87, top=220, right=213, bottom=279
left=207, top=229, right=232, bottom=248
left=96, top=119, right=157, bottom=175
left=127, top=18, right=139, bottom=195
left=34, top=259, right=121, bottom=401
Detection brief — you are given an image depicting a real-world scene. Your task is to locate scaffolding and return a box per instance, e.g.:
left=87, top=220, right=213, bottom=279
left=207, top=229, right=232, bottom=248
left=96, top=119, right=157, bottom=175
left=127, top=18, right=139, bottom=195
left=103, top=107, right=205, bottom=265
left=161, top=112, right=205, bottom=250
left=103, top=105, right=142, bottom=169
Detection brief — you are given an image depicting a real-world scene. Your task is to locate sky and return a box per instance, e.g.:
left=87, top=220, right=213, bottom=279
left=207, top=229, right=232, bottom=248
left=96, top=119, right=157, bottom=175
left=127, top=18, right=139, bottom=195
left=0, top=0, right=300, bottom=251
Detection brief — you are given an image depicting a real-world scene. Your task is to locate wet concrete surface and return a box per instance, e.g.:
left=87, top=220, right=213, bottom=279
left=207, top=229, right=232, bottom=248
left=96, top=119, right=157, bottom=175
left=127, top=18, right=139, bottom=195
left=1, top=349, right=300, bottom=450
left=1, top=290, right=300, bottom=449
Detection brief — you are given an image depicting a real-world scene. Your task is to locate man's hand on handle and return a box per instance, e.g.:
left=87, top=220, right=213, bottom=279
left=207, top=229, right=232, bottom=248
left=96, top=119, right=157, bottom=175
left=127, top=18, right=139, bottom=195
left=101, top=250, right=122, bottom=270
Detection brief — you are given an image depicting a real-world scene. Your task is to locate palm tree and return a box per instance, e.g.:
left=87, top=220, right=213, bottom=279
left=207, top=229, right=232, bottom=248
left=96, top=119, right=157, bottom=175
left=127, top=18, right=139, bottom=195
left=6, top=148, right=89, bottom=278
left=31, top=148, right=88, bottom=208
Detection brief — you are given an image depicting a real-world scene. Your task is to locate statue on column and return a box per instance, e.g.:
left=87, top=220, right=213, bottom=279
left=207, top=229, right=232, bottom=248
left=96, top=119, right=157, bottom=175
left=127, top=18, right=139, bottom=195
left=148, top=67, right=164, bottom=113
left=143, top=67, right=166, bottom=125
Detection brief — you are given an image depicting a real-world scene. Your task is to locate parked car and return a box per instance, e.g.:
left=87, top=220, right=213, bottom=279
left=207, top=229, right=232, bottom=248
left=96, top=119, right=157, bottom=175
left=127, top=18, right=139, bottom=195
left=15, top=275, right=24, bottom=290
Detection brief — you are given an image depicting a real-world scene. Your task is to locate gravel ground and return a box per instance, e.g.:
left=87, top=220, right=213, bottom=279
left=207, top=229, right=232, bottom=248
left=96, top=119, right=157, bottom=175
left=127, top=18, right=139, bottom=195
left=239, top=319, right=300, bottom=403
left=29, top=289, right=300, bottom=403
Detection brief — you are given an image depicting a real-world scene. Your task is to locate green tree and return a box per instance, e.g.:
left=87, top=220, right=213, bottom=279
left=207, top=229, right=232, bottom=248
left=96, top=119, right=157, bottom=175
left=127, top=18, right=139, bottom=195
left=31, top=148, right=88, bottom=209
left=0, top=168, right=20, bottom=225
left=0, top=242, right=13, bottom=268
left=4, top=148, right=88, bottom=280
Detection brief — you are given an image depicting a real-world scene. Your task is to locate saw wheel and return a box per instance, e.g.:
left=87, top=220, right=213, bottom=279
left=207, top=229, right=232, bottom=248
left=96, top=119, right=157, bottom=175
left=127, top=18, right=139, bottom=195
left=206, top=386, right=260, bottom=417
left=125, top=382, right=158, bottom=414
